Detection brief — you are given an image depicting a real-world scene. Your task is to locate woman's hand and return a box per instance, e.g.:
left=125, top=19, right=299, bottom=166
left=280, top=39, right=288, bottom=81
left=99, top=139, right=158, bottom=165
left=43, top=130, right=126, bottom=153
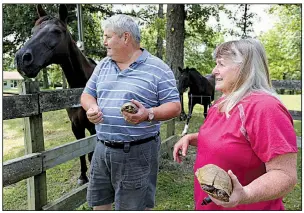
left=209, top=170, right=248, bottom=208
left=173, top=135, right=191, bottom=163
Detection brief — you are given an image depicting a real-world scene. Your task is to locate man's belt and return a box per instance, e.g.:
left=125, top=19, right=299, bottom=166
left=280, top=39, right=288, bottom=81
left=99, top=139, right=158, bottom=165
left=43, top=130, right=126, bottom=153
left=98, top=132, right=159, bottom=153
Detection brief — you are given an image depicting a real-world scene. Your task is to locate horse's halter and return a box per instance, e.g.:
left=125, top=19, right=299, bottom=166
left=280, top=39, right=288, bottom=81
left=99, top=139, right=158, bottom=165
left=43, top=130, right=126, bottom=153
left=179, top=72, right=190, bottom=94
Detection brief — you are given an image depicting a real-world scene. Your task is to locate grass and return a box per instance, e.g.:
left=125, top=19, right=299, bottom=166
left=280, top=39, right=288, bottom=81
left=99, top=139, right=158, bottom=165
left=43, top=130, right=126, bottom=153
left=280, top=94, right=301, bottom=111
left=2, top=94, right=302, bottom=210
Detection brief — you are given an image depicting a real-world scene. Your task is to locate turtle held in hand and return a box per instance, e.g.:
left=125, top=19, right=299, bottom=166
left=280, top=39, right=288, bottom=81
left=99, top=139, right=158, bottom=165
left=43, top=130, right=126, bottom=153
left=195, top=164, right=233, bottom=202
left=120, top=102, right=139, bottom=114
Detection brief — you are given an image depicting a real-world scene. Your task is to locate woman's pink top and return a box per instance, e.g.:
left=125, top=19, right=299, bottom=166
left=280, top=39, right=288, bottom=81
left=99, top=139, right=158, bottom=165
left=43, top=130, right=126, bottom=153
left=194, top=93, right=297, bottom=210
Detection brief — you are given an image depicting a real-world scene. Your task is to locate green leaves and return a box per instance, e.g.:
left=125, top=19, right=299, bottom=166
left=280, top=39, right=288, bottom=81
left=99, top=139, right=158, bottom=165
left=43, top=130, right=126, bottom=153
left=259, top=4, right=301, bottom=80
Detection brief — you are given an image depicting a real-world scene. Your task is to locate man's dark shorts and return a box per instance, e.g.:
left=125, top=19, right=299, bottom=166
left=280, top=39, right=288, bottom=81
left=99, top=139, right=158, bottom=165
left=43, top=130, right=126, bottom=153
left=87, top=136, right=161, bottom=210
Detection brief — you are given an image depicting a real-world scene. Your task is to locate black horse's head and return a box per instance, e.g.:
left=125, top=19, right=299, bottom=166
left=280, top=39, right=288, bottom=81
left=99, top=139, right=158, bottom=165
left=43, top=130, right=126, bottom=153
left=178, top=67, right=194, bottom=94
left=15, top=4, right=70, bottom=78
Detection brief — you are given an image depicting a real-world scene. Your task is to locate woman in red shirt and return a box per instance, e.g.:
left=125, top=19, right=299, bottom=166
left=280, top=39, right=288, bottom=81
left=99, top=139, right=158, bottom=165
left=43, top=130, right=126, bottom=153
left=173, top=38, right=297, bottom=210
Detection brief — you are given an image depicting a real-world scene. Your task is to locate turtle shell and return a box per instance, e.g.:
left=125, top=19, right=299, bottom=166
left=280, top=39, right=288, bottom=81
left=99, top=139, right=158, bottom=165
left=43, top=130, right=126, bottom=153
left=195, top=164, right=232, bottom=202
left=120, top=102, right=138, bottom=114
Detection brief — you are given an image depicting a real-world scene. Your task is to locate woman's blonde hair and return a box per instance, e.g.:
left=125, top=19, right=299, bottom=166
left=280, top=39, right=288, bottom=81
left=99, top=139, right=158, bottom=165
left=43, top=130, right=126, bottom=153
left=213, top=38, right=280, bottom=117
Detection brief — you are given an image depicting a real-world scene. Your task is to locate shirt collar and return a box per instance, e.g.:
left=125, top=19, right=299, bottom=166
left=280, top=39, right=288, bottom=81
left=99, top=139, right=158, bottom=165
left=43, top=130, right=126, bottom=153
left=135, top=48, right=149, bottom=64
left=109, top=48, right=150, bottom=65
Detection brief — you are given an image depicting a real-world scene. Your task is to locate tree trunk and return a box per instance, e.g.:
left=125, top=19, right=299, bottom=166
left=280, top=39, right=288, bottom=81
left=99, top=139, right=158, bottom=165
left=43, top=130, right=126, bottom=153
left=62, top=73, right=67, bottom=89
left=156, top=4, right=164, bottom=59
left=165, top=4, right=185, bottom=79
left=242, top=4, right=248, bottom=38
left=42, top=68, right=49, bottom=89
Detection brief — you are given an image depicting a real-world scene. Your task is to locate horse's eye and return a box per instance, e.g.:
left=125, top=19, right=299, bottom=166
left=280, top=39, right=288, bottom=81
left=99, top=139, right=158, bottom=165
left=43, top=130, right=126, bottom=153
left=52, top=29, right=62, bottom=35
left=44, top=33, right=60, bottom=49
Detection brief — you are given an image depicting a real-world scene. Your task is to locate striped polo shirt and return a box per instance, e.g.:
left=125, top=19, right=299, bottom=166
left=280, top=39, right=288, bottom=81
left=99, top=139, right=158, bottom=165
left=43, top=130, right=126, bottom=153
left=83, top=48, right=180, bottom=142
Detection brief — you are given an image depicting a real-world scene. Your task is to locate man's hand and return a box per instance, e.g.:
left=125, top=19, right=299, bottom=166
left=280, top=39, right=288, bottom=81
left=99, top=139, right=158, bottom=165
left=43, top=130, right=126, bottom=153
left=122, top=99, right=149, bottom=124
left=86, top=105, right=103, bottom=124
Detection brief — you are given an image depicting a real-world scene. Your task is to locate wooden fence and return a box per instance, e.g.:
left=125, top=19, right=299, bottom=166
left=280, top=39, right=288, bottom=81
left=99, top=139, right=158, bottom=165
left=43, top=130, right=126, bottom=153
left=3, top=80, right=301, bottom=210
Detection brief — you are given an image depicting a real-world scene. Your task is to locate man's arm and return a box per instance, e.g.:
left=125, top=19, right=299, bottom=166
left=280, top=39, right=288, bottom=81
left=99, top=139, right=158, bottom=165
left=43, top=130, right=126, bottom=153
left=152, top=102, right=181, bottom=121
left=122, top=100, right=181, bottom=124
left=81, top=93, right=103, bottom=124
left=80, top=93, right=98, bottom=111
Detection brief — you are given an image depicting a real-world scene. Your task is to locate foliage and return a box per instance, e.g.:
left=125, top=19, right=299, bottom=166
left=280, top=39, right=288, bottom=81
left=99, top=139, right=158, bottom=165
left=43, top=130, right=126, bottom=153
left=184, top=29, right=224, bottom=75
left=72, top=4, right=114, bottom=59
left=259, top=4, right=301, bottom=80
left=141, top=4, right=226, bottom=75
left=48, top=65, right=64, bottom=87
left=3, top=4, right=113, bottom=58
left=3, top=4, right=57, bottom=55
left=183, top=4, right=225, bottom=75
left=3, top=54, right=15, bottom=71
left=185, top=4, right=222, bottom=42
left=3, top=4, right=114, bottom=86
left=228, top=4, right=257, bottom=38
left=140, top=5, right=165, bottom=57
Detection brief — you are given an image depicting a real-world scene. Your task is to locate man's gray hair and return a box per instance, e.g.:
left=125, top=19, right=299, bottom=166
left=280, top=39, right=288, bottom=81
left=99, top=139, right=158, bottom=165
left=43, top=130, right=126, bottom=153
left=103, top=14, right=141, bottom=44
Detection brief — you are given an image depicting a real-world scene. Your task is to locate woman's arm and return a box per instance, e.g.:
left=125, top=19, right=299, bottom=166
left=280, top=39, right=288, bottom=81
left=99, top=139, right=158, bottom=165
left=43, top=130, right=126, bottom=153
left=188, top=133, right=199, bottom=146
left=242, top=152, right=297, bottom=204
left=173, top=133, right=199, bottom=163
left=210, top=152, right=297, bottom=207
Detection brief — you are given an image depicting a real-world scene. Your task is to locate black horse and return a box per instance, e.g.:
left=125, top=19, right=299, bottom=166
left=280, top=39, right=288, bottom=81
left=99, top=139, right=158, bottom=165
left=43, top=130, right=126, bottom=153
left=15, top=4, right=96, bottom=185
left=178, top=67, right=215, bottom=135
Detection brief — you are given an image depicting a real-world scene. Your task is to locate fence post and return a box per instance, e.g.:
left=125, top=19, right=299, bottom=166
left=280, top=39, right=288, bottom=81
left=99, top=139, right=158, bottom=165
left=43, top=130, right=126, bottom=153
left=166, top=118, right=175, bottom=159
left=22, top=80, right=47, bottom=210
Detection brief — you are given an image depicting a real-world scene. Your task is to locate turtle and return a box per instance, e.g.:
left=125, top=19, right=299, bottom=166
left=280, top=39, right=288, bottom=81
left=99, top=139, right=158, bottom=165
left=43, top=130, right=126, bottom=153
left=120, top=102, right=139, bottom=114
left=195, top=164, right=233, bottom=202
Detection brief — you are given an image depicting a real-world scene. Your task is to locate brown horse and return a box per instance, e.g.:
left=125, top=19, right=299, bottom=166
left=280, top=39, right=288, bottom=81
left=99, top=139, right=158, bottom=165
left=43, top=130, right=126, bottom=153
left=15, top=4, right=96, bottom=185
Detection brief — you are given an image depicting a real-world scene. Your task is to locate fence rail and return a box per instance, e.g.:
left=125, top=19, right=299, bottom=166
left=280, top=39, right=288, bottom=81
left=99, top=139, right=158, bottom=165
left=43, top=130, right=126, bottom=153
left=3, top=79, right=301, bottom=210
left=3, top=80, right=301, bottom=121
left=3, top=88, right=83, bottom=120
left=271, top=80, right=301, bottom=90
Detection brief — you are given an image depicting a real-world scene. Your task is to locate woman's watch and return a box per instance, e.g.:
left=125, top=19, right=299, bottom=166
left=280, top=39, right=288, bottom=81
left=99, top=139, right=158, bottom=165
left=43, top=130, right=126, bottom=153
left=147, top=108, right=154, bottom=122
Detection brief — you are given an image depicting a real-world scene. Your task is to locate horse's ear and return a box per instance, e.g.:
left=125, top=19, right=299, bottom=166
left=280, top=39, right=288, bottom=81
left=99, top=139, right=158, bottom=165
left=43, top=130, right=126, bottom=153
left=59, top=4, right=68, bottom=23
left=178, top=67, right=184, bottom=73
left=37, top=4, right=47, bottom=17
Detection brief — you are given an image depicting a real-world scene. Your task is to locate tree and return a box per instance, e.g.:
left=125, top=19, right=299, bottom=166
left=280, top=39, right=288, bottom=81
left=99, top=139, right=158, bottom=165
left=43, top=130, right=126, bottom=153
left=3, top=4, right=111, bottom=62
left=3, top=4, right=113, bottom=88
left=184, top=4, right=225, bottom=75
left=184, top=32, right=224, bottom=76
left=3, top=4, right=57, bottom=55
left=139, top=5, right=162, bottom=56
left=234, top=4, right=256, bottom=38
left=156, top=4, right=164, bottom=59
left=217, top=4, right=257, bottom=39
left=165, top=4, right=185, bottom=78
left=259, top=4, right=301, bottom=80
left=42, top=68, right=49, bottom=89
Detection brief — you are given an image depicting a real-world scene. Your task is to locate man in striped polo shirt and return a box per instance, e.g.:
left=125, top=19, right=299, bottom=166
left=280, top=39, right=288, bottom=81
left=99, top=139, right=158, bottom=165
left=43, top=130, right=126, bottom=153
left=80, top=14, right=181, bottom=210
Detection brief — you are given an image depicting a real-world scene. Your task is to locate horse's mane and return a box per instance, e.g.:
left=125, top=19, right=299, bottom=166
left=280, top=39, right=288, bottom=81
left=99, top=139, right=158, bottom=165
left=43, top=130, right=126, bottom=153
left=35, top=15, right=53, bottom=26
left=88, top=58, right=97, bottom=65
left=189, top=68, right=209, bottom=83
